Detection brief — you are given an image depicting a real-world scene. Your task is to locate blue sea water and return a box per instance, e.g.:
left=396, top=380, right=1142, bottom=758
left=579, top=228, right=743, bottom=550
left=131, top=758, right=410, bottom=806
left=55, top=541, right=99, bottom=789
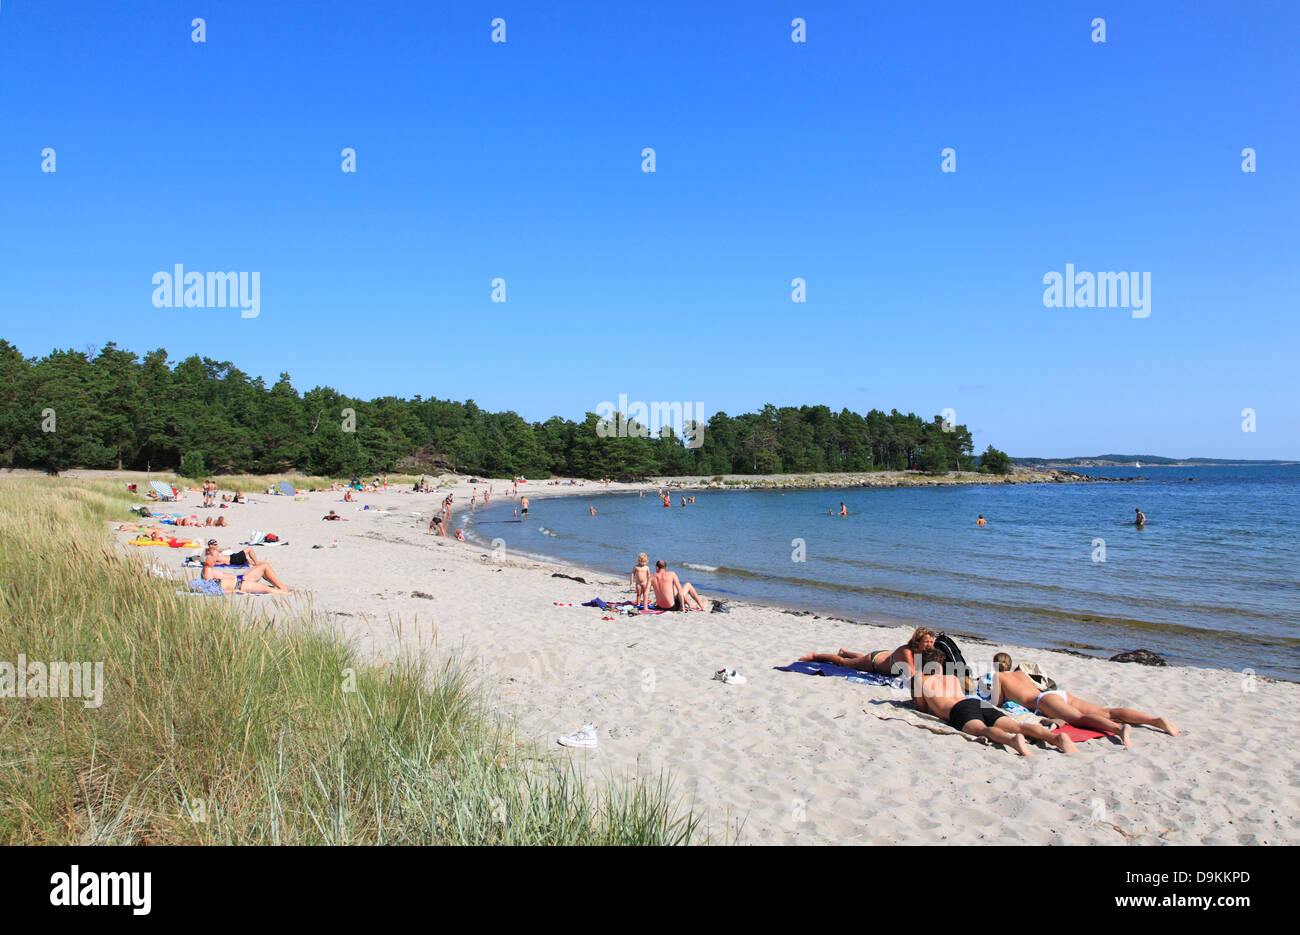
left=463, top=466, right=1300, bottom=679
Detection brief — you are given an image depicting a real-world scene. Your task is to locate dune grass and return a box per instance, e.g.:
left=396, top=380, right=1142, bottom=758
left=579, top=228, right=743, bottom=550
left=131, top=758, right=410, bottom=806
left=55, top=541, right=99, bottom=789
left=0, top=477, right=708, bottom=845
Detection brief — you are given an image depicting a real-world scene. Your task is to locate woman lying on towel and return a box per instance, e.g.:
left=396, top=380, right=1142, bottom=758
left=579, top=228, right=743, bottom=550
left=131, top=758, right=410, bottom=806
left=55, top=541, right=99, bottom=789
left=197, top=552, right=291, bottom=594
left=799, top=627, right=936, bottom=678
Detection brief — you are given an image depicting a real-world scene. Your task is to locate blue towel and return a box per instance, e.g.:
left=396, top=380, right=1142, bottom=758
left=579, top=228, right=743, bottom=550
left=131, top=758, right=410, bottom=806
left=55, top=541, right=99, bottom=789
left=773, top=660, right=904, bottom=689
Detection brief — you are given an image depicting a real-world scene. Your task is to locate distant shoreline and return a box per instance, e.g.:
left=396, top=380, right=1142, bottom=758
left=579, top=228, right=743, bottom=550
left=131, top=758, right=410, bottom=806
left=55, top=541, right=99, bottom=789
left=1014, top=459, right=1297, bottom=468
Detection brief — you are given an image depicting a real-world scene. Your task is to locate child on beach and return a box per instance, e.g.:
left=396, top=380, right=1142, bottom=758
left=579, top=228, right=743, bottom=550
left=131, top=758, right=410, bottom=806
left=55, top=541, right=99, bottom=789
left=630, top=553, right=651, bottom=608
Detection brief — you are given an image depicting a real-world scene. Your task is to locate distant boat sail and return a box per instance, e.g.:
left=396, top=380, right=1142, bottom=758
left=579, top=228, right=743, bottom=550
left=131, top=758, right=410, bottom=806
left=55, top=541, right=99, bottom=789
left=1135, top=461, right=1141, bottom=468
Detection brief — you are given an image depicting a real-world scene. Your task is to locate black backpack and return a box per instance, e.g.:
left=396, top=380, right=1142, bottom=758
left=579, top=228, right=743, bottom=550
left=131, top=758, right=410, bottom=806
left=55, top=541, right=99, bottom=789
left=935, top=633, right=974, bottom=691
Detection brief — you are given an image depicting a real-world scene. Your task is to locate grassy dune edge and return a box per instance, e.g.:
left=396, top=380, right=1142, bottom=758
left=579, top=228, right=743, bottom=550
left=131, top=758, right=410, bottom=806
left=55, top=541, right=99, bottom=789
left=0, top=478, right=707, bottom=845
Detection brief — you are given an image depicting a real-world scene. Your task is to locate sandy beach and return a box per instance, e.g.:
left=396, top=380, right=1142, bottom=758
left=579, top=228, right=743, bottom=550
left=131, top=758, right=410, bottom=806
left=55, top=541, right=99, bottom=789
left=106, top=473, right=1298, bottom=846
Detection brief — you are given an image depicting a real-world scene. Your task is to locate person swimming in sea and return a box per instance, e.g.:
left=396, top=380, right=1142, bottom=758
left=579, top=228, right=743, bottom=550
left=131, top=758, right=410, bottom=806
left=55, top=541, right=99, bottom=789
left=977, top=514, right=987, bottom=526
left=1135, top=507, right=1146, bottom=527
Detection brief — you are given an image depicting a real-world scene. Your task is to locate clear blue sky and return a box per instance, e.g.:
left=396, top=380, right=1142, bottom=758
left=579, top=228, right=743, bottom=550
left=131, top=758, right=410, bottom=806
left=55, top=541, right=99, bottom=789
left=2, top=1, right=1296, bottom=458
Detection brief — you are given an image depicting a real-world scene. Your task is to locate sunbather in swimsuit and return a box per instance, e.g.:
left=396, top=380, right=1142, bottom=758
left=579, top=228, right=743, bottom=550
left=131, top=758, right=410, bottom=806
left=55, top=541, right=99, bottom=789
left=799, top=627, right=937, bottom=677
left=1033, top=689, right=1069, bottom=715
left=989, top=660, right=1179, bottom=746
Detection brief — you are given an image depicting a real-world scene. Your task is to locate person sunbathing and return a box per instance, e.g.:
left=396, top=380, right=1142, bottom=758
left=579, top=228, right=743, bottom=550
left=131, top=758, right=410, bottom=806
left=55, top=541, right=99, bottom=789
left=800, top=627, right=936, bottom=678
left=649, top=560, right=705, bottom=611
left=200, top=552, right=291, bottom=594
left=986, top=656, right=1178, bottom=746
left=323, top=510, right=343, bottom=521
left=912, top=647, right=1075, bottom=756
left=204, top=539, right=261, bottom=568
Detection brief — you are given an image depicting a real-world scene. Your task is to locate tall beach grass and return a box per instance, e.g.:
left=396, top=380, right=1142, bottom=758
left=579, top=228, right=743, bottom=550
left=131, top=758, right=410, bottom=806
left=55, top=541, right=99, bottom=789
left=0, top=477, right=708, bottom=844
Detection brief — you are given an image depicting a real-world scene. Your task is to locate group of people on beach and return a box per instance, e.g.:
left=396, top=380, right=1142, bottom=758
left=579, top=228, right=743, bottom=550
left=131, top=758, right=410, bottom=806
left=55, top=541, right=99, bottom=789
left=801, top=628, right=1178, bottom=756
left=630, top=553, right=705, bottom=612
left=190, top=539, right=293, bottom=595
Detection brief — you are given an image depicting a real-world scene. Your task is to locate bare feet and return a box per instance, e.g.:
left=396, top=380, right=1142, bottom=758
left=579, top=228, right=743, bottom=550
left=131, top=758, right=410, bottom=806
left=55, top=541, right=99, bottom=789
left=798, top=653, right=815, bottom=662
left=1152, top=717, right=1179, bottom=736
left=1120, top=723, right=1133, bottom=746
left=1053, top=733, right=1078, bottom=755
left=1011, top=734, right=1034, bottom=756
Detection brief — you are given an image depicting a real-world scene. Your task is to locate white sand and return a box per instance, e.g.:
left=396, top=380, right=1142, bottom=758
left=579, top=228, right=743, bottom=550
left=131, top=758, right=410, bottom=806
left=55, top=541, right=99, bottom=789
left=117, top=475, right=1298, bottom=845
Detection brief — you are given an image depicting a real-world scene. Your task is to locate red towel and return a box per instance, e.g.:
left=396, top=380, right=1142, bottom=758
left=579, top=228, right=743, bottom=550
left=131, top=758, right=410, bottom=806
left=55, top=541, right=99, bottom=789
left=1054, top=724, right=1114, bottom=742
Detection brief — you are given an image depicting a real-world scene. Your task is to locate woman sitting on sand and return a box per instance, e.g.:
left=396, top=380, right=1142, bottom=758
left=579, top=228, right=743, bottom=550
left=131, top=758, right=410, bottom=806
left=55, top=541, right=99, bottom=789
left=800, top=627, right=937, bottom=678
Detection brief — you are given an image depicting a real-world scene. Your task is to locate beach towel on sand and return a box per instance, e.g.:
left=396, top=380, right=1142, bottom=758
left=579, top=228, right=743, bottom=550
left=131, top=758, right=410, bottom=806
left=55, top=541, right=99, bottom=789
left=580, top=597, right=667, bottom=615
left=774, top=660, right=904, bottom=690
left=1054, top=723, right=1113, bottom=742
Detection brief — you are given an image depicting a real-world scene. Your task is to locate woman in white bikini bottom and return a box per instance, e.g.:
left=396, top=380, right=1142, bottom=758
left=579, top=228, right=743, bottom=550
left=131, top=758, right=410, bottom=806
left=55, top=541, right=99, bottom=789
left=1034, top=689, right=1069, bottom=715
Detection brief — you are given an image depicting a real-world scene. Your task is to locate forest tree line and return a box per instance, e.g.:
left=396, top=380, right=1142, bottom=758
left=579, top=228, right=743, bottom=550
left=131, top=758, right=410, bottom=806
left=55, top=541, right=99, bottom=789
left=0, top=341, right=1012, bottom=478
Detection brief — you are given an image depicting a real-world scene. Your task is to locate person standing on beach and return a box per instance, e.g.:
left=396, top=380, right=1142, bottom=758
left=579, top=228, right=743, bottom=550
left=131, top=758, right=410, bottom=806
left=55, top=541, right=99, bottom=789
left=630, top=552, right=652, bottom=608
left=650, top=560, right=704, bottom=612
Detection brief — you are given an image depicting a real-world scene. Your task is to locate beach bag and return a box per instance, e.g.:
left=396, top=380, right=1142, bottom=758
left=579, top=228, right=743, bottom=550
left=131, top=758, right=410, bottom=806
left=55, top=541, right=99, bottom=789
left=935, top=633, right=974, bottom=692
left=1015, top=662, right=1058, bottom=691
left=935, top=633, right=967, bottom=670
left=264, top=532, right=279, bottom=542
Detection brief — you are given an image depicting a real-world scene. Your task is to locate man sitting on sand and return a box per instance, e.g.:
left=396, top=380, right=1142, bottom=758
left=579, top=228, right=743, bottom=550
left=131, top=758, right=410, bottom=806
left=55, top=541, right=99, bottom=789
left=650, top=560, right=705, bottom=611
left=800, top=627, right=936, bottom=678
left=986, top=654, right=1177, bottom=746
left=912, top=647, right=1076, bottom=756
left=199, top=551, right=291, bottom=594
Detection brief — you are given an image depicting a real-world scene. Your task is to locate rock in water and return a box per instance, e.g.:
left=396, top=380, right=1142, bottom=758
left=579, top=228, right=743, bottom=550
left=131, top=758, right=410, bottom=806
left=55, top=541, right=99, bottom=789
left=1110, top=649, right=1168, bottom=666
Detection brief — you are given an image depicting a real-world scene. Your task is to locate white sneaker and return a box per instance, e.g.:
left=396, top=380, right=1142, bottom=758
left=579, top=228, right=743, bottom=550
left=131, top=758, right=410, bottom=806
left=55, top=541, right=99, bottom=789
left=557, top=723, right=598, bottom=748
left=713, top=668, right=747, bottom=685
